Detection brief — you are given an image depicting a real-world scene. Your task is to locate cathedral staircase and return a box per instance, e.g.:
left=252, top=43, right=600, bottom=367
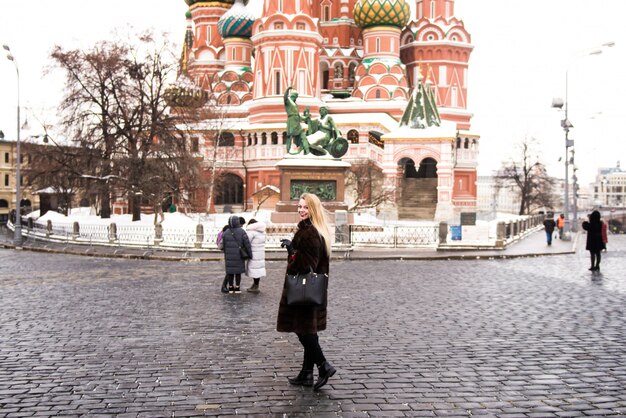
left=398, top=178, right=438, bottom=220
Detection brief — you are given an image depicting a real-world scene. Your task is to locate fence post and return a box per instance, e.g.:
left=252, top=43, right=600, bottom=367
left=27, top=217, right=34, bottom=230
left=154, top=223, right=163, bottom=246
left=438, top=221, right=448, bottom=244
left=496, top=221, right=506, bottom=248
left=46, top=220, right=52, bottom=237
left=108, top=223, right=117, bottom=243
left=195, top=224, right=204, bottom=248
left=73, top=222, right=80, bottom=240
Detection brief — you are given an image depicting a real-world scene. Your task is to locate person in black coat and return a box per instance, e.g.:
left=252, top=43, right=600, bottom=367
left=221, top=215, right=252, bottom=293
left=582, top=210, right=604, bottom=271
left=277, top=193, right=335, bottom=391
left=543, top=213, right=556, bottom=245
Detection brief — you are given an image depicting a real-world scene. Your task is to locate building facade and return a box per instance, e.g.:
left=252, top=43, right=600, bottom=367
left=170, top=0, right=478, bottom=220
left=0, top=138, right=39, bottom=224
left=593, top=162, right=626, bottom=208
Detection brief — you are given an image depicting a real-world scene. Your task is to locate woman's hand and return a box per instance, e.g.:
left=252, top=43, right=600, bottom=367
left=280, top=239, right=294, bottom=255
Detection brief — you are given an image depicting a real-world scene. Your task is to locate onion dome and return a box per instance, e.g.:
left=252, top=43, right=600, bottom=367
left=218, top=0, right=255, bottom=39
left=353, top=0, right=410, bottom=29
left=185, top=0, right=235, bottom=6
left=164, top=75, right=208, bottom=108
left=185, top=9, right=192, bottom=19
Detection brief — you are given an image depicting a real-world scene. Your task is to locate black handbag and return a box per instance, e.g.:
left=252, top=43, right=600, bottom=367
left=285, top=269, right=328, bottom=306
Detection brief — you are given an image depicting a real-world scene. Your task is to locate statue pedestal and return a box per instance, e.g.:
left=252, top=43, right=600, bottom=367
left=271, top=155, right=351, bottom=224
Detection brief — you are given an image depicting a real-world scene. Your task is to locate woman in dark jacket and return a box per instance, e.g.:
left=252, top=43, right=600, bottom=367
left=277, top=193, right=335, bottom=391
left=221, top=215, right=252, bottom=293
left=582, top=210, right=604, bottom=271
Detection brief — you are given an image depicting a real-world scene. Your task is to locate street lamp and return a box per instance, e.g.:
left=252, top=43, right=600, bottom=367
left=551, top=41, right=615, bottom=235
left=3, top=44, right=22, bottom=246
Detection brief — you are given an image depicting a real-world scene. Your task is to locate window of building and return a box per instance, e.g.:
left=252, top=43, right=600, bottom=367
left=347, top=129, right=359, bottom=144
left=297, top=23, right=306, bottom=31
left=218, top=132, right=235, bottom=147
left=4, top=153, right=8, bottom=163
left=282, top=132, right=287, bottom=144
left=4, top=174, right=8, bottom=187
left=271, top=132, right=278, bottom=145
left=274, top=70, right=281, bottom=95
left=350, top=38, right=354, bottom=46
left=323, top=5, right=330, bottom=21
left=375, top=89, right=381, bottom=99
left=206, top=26, right=211, bottom=45
left=274, top=23, right=283, bottom=30
left=261, top=132, right=267, bottom=145
left=417, top=1, right=423, bottom=18
left=430, top=0, right=435, bottom=17
left=451, top=86, right=458, bottom=107
left=438, top=66, right=447, bottom=87
left=191, top=137, right=199, bottom=152
left=375, top=37, right=380, bottom=53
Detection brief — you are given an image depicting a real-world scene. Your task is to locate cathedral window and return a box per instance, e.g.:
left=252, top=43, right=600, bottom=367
left=297, top=23, right=306, bottom=31
left=274, top=23, right=283, bottom=30
left=190, top=137, right=199, bottom=152
left=323, top=6, right=330, bottom=21
left=271, top=132, right=278, bottom=145
left=333, top=37, right=338, bottom=44
left=261, top=132, right=267, bottom=145
left=430, top=0, right=435, bottom=18
left=218, top=132, right=235, bottom=147
left=348, top=63, right=356, bottom=81
left=438, top=66, right=447, bottom=87
left=274, top=71, right=281, bottom=95
left=278, top=0, right=283, bottom=12
left=347, top=129, right=359, bottom=144
left=451, top=86, right=458, bottom=107
left=375, top=38, right=380, bottom=53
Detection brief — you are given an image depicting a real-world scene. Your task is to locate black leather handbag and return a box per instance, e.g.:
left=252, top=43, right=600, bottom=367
left=230, top=229, right=250, bottom=260
left=285, top=269, right=328, bottom=306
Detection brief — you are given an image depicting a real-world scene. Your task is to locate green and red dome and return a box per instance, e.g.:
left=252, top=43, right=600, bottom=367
left=354, top=0, right=410, bottom=29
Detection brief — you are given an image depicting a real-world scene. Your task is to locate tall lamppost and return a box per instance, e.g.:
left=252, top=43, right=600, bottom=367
left=551, top=41, right=615, bottom=235
left=3, top=44, right=22, bottom=246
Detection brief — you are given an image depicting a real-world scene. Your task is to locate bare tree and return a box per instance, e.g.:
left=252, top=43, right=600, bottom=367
left=497, top=137, right=557, bottom=215
left=49, top=31, right=203, bottom=221
left=345, top=159, right=392, bottom=211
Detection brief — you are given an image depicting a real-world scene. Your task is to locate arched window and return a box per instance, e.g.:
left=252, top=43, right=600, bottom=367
left=0, top=199, right=8, bottom=208
left=398, top=158, right=418, bottom=178
left=348, top=63, right=356, bottom=81
left=271, top=132, right=278, bottom=145
left=282, top=132, right=288, bottom=144
left=261, top=132, right=267, bottom=145
left=215, top=173, right=244, bottom=205
left=417, top=158, right=438, bottom=178
left=347, top=129, right=359, bottom=144
left=323, top=5, right=330, bottom=21
left=218, top=132, right=235, bottom=147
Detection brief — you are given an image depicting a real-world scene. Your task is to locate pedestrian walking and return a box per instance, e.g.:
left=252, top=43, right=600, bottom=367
left=221, top=215, right=252, bottom=293
left=543, top=213, right=556, bottom=246
left=582, top=210, right=604, bottom=271
left=277, top=193, right=336, bottom=391
left=245, top=218, right=266, bottom=293
left=557, top=213, right=565, bottom=239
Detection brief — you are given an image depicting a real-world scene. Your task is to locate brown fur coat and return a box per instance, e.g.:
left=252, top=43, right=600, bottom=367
left=276, top=218, right=330, bottom=334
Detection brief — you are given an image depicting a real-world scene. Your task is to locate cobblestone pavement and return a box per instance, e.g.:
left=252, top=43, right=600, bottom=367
left=1, top=236, right=625, bottom=417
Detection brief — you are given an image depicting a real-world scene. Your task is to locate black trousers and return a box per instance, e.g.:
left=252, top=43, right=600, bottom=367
left=297, top=333, right=326, bottom=371
left=225, top=273, right=241, bottom=287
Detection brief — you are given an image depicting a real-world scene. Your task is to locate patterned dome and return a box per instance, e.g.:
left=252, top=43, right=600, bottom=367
left=218, top=0, right=255, bottom=38
left=184, top=0, right=234, bottom=6
left=353, top=0, right=410, bottom=29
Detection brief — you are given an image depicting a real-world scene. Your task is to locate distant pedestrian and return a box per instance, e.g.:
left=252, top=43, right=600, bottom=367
left=221, top=215, right=252, bottom=293
left=277, top=193, right=336, bottom=391
left=217, top=224, right=230, bottom=293
left=582, top=210, right=604, bottom=272
left=543, top=213, right=556, bottom=246
left=245, top=218, right=267, bottom=293
left=557, top=213, right=565, bottom=239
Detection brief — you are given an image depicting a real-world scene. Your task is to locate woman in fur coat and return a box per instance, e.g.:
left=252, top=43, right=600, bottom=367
left=245, top=218, right=266, bottom=292
left=276, top=193, right=336, bottom=391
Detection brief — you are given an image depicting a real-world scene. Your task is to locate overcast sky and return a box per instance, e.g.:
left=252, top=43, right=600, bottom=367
left=1, top=0, right=624, bottom=186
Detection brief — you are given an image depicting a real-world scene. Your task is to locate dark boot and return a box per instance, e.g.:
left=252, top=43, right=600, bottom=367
left=313, top=361, right=336, bottom=391
left=247, top=278, right=260, bottom=293
left=220, top=276, right=229, bottom=293
left=288, top=369, right=313, bottom=386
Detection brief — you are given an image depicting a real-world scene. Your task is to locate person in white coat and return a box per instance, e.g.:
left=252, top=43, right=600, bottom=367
left=245, top=218, right=267, bottom=293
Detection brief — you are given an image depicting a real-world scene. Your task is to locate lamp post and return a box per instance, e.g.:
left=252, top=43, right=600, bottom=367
left=3, top=44, right=22, bottom=246
left=552, top=41, right=615, bottom=235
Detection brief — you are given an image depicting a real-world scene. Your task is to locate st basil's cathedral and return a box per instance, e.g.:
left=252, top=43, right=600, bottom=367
left=170, top=0, right=477, bottom=221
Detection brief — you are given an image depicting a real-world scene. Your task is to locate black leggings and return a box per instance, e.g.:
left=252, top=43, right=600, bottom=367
left=590, top=251, right=602, bottom=268
left=297, top=333, right=326, bottom=371
left=226, top=274, right=241, bottom=287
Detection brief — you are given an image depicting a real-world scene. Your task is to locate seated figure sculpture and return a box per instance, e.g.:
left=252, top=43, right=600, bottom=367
left=304, top=106, right=343, bottom=156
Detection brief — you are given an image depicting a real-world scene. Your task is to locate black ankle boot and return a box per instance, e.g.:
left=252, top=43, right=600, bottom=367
left=313, top=361, right=336, bottom=391
left=288, top=370, right=313, bottom=386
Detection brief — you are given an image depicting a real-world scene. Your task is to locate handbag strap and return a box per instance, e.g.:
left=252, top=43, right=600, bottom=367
left=229, top=228, right=243, bottom=250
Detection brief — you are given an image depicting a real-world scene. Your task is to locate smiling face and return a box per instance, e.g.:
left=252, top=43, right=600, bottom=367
left=297, top=198, right=310, bottom=221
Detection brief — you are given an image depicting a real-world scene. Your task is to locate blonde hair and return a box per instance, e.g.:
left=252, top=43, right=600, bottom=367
left=300, top=193, right=332, bottom=256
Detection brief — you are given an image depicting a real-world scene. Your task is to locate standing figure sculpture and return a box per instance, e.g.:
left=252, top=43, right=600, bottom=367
left=284, top=87, right=310, bottom=155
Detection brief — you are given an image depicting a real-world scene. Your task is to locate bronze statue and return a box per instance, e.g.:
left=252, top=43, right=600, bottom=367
left=284, top=86, right=310, bottom=154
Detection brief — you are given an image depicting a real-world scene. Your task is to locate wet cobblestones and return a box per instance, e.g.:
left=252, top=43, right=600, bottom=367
left=1, top=236, right=625, bottom=417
